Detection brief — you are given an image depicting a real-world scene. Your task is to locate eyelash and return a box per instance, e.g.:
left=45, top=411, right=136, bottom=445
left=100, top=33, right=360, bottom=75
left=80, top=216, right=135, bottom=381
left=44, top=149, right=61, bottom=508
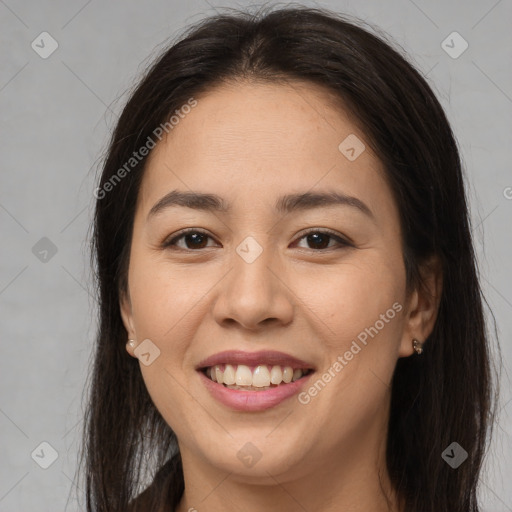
left=161, top=228, right=352, bottom=252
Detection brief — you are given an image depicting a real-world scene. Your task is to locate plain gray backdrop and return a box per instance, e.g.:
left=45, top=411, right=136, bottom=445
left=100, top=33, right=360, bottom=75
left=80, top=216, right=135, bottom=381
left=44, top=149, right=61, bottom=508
left=1, top=0, right=511, bottom=510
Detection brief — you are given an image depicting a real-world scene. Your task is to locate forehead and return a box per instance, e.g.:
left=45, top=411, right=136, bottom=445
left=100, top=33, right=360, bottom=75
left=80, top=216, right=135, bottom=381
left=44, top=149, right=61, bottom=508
left=138, top=80, right=394, bottom=219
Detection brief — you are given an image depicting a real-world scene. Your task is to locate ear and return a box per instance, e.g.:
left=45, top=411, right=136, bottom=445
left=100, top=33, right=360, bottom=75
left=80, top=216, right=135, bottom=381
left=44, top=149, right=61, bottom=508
left=120, top=287, right=137, bottom=357
left=399, top=255, right=443, bottom=357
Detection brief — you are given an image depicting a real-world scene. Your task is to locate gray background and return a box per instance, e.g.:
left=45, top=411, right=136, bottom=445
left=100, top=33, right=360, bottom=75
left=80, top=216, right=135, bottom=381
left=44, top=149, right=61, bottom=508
left=0, top=0, right=511, bottom=510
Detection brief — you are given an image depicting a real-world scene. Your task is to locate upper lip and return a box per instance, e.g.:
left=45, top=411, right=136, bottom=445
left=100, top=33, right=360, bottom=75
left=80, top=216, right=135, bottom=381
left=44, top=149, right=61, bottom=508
left=196, top=350, right=316, bottom=371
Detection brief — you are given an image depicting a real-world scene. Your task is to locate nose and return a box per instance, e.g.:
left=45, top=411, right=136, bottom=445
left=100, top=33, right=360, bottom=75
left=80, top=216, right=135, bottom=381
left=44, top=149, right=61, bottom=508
left=212, top=240, right=294, bottom=332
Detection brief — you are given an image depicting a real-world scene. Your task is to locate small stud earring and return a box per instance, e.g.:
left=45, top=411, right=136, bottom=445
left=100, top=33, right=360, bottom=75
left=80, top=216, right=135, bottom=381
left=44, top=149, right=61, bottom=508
left=127, top=339, right=136, bottom=348
left=412, top=338, right=423, bottom=355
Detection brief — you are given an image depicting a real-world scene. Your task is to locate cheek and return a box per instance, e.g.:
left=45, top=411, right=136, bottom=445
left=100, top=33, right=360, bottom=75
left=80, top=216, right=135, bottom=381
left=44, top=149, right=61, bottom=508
left=296, top=256, right=404, bottom=347
left=296, top=257, right=404, bottom=409
left=127, top=249, right=207, bottom=340
left=294, top=262, right=404, bottom=440
left=126, top=255, right=208, bottom=431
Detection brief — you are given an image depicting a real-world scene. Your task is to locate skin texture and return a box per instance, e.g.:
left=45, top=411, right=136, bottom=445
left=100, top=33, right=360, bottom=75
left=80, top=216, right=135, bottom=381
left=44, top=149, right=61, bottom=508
left=120, top=80, right=442, bottom=512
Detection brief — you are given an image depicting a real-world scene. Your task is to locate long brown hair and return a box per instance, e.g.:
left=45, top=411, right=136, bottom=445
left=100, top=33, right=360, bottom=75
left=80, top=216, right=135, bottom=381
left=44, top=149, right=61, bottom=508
left=79, top=5, right=499, bottom=511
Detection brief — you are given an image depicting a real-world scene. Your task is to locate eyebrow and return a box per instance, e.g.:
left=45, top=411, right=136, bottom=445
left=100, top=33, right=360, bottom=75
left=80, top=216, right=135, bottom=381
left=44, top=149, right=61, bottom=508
left=147, top=189, right=375, bottom=221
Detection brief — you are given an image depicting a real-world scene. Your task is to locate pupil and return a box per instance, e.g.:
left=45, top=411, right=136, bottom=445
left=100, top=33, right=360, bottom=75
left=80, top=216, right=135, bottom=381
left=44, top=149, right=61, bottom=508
left=308, top=233, right=329, bottom=249
left=187, top=233, right=207, bottom=248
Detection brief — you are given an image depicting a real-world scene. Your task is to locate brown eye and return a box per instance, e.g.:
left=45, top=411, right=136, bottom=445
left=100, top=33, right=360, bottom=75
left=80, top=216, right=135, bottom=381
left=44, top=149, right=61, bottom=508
left=162, top=228, right=351, bottom=252
left=294, top=229, right=351, bottom=251
left=163, top=230, right=216, bottom=250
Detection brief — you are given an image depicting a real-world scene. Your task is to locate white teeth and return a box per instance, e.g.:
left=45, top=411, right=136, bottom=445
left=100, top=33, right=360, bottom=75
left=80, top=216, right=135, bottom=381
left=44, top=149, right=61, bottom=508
left=235, top=365, right=253, bottom=386
left=270, top=365, right=283, bottom=385
left=282, top=367, right=293, bottom=383
left=223, top=364, right=236, bottom=385
left=252, top=365, right=271, bottom=387
left=206, top=364, right=310, bottom=387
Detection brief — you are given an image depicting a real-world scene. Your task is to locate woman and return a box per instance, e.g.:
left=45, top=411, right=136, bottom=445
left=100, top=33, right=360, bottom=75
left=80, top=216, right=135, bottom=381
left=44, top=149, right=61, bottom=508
left=80, top=5, right=498, bottom=512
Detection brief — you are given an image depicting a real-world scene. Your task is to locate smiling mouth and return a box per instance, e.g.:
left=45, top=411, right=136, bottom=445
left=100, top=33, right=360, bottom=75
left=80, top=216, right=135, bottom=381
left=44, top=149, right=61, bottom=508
left=201, top=364, right=314, bottom=391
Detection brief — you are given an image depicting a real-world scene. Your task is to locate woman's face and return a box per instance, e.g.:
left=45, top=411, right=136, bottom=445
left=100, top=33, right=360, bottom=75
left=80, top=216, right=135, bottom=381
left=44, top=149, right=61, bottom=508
left=121, top=80, right=434, bottom=483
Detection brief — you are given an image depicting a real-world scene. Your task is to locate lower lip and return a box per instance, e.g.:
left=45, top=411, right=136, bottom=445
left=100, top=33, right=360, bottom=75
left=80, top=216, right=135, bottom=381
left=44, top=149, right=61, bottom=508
left=198, top=370, right=314, bottom=412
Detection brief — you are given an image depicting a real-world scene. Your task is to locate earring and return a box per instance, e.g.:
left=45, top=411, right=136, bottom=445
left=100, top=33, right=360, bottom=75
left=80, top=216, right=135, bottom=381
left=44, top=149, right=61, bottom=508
left=127, top=339, right=136, bottom=348
left=412, top=338, right=423, bottom=355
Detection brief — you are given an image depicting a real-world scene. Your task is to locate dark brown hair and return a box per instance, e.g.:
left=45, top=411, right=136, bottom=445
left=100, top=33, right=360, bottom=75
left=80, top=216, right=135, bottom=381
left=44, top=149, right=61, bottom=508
left=79, top=5, right=499, bottom=511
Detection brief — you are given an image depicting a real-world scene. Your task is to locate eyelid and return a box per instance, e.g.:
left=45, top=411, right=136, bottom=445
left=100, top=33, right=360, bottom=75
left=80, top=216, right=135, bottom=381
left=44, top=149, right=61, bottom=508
left=294, top=227, right=353, bottom=247
left=162, top=227, right=352, bottom=250
left=162, top=228, right=215, bottom=248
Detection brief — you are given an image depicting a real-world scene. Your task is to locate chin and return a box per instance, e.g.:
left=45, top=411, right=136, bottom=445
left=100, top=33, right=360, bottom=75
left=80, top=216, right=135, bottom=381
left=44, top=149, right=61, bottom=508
left=197, top=434, right=310, bottom=480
